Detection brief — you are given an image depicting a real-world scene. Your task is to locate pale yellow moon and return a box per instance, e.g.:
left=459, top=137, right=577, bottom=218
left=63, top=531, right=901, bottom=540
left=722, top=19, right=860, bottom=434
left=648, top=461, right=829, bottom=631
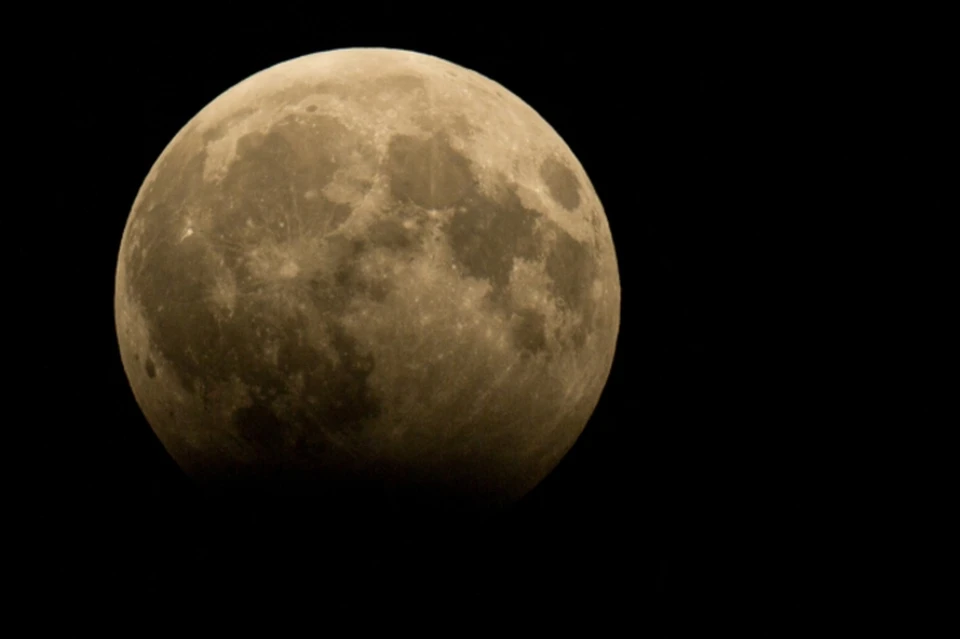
left=115, top=48, right=620, bottom=509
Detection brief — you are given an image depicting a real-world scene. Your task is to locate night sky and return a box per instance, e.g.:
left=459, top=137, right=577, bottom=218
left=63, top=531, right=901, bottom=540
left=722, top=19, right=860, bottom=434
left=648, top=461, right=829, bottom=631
left=28, top=10, right=940, bottom=627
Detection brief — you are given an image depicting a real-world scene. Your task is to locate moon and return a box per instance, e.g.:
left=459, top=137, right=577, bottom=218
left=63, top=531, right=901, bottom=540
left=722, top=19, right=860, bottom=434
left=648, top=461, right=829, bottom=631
left=115, top=48, right=620, bottom=510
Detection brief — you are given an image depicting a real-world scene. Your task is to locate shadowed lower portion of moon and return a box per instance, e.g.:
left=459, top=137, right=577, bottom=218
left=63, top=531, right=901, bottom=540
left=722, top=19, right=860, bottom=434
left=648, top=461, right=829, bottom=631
left=115, top=49, right=620, bottom=510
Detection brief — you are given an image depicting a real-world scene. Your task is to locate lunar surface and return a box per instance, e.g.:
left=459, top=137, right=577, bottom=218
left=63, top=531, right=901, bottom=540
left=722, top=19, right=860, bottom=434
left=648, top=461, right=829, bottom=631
left=115, top=48, right=620, bottom=510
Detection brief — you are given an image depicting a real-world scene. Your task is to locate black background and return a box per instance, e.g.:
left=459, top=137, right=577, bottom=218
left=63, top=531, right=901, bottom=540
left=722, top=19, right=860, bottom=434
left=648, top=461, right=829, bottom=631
left=24, top=9, right=948, bottom=629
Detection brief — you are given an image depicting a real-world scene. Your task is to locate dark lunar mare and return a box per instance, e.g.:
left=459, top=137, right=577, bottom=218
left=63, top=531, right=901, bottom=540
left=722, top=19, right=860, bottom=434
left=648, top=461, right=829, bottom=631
left=539, top=156, right=582, bottom=211
left=384, top=132, right=599, bottom=352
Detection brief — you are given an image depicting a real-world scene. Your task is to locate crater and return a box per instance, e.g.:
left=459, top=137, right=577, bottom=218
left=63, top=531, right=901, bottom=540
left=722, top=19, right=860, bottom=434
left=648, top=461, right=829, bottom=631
left=145, top=358, right=156, bottom=378
left=539, top=157, right=582, bottom=211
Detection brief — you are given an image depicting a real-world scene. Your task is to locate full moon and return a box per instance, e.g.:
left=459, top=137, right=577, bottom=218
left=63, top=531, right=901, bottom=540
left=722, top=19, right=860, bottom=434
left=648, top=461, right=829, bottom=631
left=115, top=48, right=620, bottom=510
